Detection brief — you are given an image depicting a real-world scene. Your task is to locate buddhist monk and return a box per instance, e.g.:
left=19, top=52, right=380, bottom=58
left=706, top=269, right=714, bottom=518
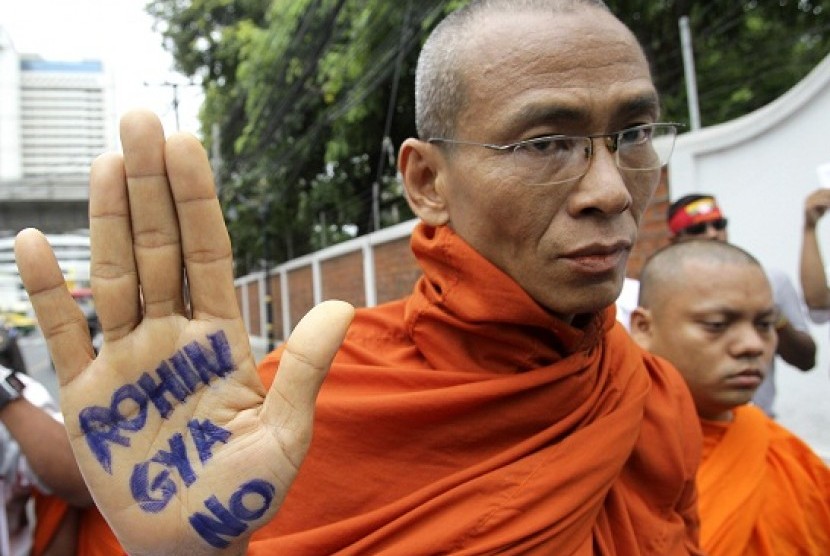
left=632, top=239, right=830, bottom=556
left=15, top=0, right=705, bottom=554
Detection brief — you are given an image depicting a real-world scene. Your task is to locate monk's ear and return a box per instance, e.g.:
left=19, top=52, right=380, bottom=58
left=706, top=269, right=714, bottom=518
left=398, top=138, right=449, bottom=227
left=629, top=307, right=654, bottom=349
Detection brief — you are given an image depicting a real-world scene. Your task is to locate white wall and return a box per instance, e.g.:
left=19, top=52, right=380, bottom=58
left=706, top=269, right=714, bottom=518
left=668, top=54, right=830, bottom=460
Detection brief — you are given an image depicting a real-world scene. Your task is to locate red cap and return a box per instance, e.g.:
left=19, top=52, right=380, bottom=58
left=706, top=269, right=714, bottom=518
left=668, top=196, right=724, bottom=235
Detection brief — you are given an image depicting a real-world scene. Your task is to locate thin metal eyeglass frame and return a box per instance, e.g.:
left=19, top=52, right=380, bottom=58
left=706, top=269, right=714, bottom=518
left=427, top=122, right=683, bottom=185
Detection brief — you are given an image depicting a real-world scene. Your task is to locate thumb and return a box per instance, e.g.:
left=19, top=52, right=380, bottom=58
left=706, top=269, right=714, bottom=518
left=263, top=300, right=354, bottom=435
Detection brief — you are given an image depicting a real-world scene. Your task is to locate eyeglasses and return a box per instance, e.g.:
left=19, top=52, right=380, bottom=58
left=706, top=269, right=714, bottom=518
left=679, top=218, right=728, bottom=236
left=428, top=123, right=681, bottom=186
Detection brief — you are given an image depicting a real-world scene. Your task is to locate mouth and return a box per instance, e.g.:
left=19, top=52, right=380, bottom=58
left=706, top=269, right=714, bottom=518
left=725, top=369, right=764, bottom=388
left=561, top=241, right=631, bottom=274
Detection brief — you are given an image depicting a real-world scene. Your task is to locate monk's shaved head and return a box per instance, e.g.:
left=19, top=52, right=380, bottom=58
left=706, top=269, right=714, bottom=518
left=638, top=240, right=761, bottom=311
left=632, top=239, right=776, bottom=421
left=415, top=0, right=615, bottom=140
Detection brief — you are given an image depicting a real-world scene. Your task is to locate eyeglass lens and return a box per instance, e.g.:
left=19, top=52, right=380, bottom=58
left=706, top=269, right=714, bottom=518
left=512, top=125, right=676, bottom=186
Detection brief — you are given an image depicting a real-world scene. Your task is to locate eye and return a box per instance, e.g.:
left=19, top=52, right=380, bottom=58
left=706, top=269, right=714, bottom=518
left=700, top=320, right=728, bottom=333
left=756, top=319, right=776, bottom=333
left=517, top=136, right=578, bottom=156
left=618, top=125, right=653, bottom=146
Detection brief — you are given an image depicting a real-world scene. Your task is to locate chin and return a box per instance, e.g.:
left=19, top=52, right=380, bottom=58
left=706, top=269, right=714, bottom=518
left=539, top=292, right=616, bottom=322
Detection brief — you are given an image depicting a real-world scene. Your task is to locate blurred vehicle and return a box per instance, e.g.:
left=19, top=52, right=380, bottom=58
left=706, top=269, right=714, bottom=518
left=0, top=273, right=36, bottom=334
left=0, top=309, right=36, bottom=334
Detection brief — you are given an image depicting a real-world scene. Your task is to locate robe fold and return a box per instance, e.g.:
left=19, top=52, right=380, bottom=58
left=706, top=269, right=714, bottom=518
left=75, top=506, right=124, bottom=555
left=33, top=494, right=123, bottom=556
left=32, top=492, right=68, bottom=556
left=252, top=223, right=702, bottom=555
left=698, top=405, right=830, bottom=556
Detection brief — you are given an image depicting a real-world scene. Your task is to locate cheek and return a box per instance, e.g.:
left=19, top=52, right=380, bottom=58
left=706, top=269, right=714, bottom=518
left=462, top=194, right=552, bottom=256
left=762, top=337, right=777, bottom=362
left=451, top=178, right=562, bottom=239
left=626, top=170, right=660, bottom=219
left=655, top=331, right=716, bottom=378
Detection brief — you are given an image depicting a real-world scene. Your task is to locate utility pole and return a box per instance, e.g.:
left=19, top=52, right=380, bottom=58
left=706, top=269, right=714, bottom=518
left=260, top=192, right=274, bottom=353
left=211, top=123, right=223, bottom=193
left=679, top=16, right=702, bottom=130
left=144, top=80, right=195, bottom=131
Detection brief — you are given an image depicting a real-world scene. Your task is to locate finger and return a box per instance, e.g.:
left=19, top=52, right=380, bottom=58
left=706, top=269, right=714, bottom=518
left=120, top=110, right=185, bottom=319
left=89, top=152, right=141, bottom=341
left=15, top=229, right=94, bottom=383
left=164, top=133, right=238, bottom=320
left=263, top=300, right=354, bottom=462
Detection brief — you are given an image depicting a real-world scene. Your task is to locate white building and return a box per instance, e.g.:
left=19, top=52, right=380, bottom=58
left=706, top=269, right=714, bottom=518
left=19, top=57, right=113, bottom=179
left=0, top=26, right=116, bottom=234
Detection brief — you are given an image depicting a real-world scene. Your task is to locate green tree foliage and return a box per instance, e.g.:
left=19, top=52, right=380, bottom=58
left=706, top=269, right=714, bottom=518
left=611, top=0, right=830, bottom=126
left=146, top=0, right=830, bottom=275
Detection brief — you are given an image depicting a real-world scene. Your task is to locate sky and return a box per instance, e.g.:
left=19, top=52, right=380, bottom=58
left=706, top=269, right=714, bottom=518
left=0, top=0, right=203, bottom=138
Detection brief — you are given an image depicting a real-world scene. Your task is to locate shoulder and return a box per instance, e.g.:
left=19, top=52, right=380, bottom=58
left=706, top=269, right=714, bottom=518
left=764, top=266, right=788, bottom=282
left=257, top=298, right=410, bottom=388
left=642, top=349, right=696, bottom=408
left=639, top=349, right=702, bottom=458
left=746, top=408, right=830, bottom=505
left=763, top=266, right=796, bottom=298
left=763, top=414, right=828, bottom=464
left=609, top=335, right=701, bottom=451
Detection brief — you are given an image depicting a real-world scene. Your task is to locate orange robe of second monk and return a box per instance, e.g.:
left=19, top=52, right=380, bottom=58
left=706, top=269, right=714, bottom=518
left=251, top=223, right=704, bottom=555
left=698, top=404, right=830, bottom=555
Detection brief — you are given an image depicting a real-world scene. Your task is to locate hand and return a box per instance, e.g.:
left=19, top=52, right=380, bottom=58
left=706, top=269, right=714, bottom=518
left=15, top=110, right=354, bottom=556
left=804, top=188, right=830, bottom=229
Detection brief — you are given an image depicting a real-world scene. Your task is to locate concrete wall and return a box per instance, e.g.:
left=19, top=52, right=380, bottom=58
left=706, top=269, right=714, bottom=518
left=236, top=219, right=420, bottom=357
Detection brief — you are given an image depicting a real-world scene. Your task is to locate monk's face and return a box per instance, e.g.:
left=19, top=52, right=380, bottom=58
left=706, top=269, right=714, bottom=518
left=428, top=8, right=659, bottom=321
left=640, top=260, right=777, bottom=421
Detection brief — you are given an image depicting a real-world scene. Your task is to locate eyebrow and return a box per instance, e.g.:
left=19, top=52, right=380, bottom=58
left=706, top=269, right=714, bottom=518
left=504, top=92, right=661, bottom=138
left=616, top=94, right=661, bottom=121
left=691, top=307, right=777, bottom=320
left=509, top=104, right=588, bottom=134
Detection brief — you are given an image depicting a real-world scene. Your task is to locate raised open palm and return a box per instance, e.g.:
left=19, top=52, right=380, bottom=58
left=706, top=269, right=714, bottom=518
left=15, top=111, right=353, bottom=556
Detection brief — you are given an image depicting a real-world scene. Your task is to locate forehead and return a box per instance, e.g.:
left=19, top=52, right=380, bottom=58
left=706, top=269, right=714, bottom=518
left=455, top=8, right=656, bottom=136
left=666, top=260, right=773, bottom=314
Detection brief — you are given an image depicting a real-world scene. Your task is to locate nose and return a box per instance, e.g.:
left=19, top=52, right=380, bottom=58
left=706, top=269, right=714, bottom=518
left=730, top=323, right=772, bottom=361
left=702, top=223, right=721, bottom=240
left=567, top=138, right=635, bottom=217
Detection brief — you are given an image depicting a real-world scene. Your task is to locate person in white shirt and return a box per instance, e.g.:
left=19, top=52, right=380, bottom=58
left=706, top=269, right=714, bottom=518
left=0, top=366, right=91, bottom=555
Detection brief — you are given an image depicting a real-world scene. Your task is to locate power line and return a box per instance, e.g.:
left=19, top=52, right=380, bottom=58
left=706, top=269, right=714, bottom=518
left=143, top=79, right=199, bottom=131
left=261, top=2, right=448, bottom=169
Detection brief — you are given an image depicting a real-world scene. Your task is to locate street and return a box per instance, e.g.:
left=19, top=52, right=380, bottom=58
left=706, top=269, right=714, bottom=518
left=17, top=329, right=59, bottom=401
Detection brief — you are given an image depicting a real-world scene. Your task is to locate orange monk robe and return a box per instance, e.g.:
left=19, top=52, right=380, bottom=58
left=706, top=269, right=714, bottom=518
left=32, top=492, right=70, bottom=556
left=75, top=506, right=125, bottom=556
left=32, top=494, right=124, bottom=556
left=698, top=404, right=830, bottom=556
left=251, top=223, right=704, bottom=555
